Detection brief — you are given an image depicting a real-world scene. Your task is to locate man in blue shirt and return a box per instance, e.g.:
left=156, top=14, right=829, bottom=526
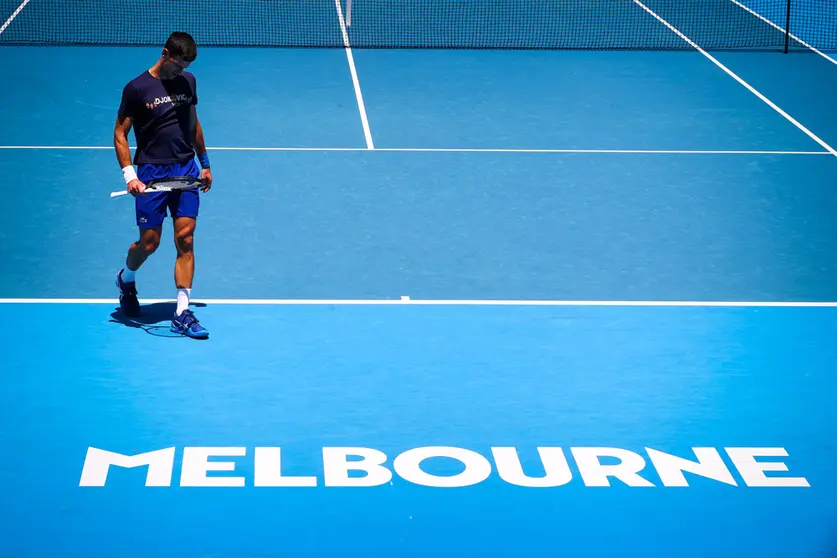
left=114, top=31, right=212, bottom=339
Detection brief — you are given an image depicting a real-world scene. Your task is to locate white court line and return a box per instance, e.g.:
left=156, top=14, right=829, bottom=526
left=0, top=0, right=30, bottom=35
left=0, top=146, right=830, bottom=155
left=1, top=298, right=836, bottom=307
left=632, top=0, right=837, bottom=158
left=728, top=0, right=837, bottom=67
left=334, top=0, right=374, bottom=150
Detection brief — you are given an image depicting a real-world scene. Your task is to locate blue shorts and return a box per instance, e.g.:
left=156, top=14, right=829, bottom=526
left=135, top=160, right=200, bottom=229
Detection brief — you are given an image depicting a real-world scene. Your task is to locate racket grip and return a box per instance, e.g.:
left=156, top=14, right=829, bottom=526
left=110, top=190, right=130, bottom=198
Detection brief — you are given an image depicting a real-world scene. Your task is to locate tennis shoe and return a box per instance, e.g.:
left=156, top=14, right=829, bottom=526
left=116, top=269, right=140, bottom=317
left=171, top=309, right=209, bottom=339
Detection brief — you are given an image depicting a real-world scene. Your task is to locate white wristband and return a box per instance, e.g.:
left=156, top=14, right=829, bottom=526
left=122, top=165, right=138, bottom=185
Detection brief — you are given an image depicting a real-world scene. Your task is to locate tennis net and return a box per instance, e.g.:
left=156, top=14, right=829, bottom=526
left=0, top=0, right=834, bottom=51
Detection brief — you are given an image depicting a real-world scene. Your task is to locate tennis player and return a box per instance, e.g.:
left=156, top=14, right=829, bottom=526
left=113, top=31, right=212, bottom=339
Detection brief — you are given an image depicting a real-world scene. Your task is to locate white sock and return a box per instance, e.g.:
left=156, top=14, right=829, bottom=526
left=122, top=268, right=136, bottom=283
left=177, top=288, right=191, bottom=315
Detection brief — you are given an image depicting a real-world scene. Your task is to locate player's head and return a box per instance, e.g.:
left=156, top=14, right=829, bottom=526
left=159, top=32, right=197, bottom=79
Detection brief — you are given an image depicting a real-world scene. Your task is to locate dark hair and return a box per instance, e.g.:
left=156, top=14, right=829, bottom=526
left=164, top=32, right=197, bottom=62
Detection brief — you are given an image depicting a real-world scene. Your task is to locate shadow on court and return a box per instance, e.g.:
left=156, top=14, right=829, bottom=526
left=109, top=301, right=208, bottom=338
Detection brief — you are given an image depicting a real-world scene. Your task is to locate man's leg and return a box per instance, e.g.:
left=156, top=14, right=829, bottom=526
left=128, top=227, right=163, bottom=272
left=169, top=188, right=208, bottom=339
left=173, top=215, right=196, bottom=314
left=116, top=227, right=162, bottom=317
left=116, top=187, right=167, bottom=317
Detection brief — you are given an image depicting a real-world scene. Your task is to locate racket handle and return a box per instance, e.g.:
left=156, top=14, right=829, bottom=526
left=110, top=190, right=129, bottom=198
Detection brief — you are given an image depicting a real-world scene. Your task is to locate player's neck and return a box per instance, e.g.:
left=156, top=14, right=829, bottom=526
left=148, top=59, right=163, bottom=79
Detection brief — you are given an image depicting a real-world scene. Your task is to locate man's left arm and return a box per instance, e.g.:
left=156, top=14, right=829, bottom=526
left=192, top=105, right=212, bottom=192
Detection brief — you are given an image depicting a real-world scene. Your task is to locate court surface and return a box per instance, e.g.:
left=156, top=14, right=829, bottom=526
left=2, top=1, right=837, bottom=557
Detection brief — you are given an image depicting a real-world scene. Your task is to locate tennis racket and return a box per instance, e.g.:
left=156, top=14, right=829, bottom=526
left=110, top=176, right=204, bottom=198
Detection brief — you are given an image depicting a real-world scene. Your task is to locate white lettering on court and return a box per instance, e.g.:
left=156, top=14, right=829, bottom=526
left=78, top=446, right=810, bottom=488
left=79, top=447, right=175, bottom=487
left=647, top=447, right=738, bottom=486
left=322, top=447, right=392, bottom=487
left=491, top=447, right=572, bottom=487
left=571, top=447, right=655, bottom=487
left=254, top=447, right=317, bottom=487
left=726, top=447, right=810, bottom=487
left=393, top=446, right=492, bottom=487
left=180, top=447, right=246, bottom=487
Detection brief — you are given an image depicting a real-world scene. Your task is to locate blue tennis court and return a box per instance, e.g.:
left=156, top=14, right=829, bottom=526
left=2, top=0, right=837, bottom=556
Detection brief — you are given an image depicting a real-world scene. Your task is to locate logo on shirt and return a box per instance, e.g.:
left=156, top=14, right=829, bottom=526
left=145, top=94, right=192, bottom=110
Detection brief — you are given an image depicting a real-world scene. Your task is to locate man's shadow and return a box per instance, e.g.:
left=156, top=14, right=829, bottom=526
left=109, top=301, right=208, bottom=338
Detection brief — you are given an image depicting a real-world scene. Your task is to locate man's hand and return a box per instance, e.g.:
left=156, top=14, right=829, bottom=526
left=127, top=178, right=146, bottom=196
left=200, top=168, right=212, bottom=192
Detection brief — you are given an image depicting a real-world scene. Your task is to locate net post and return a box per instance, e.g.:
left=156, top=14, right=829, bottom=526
left=346, top=0, right=352, bottom=27
left=783, top=0, right=791, bottom=53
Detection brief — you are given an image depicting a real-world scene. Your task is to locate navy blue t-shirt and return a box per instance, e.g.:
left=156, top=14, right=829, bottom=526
left=118, top=70, right=198, bottom=165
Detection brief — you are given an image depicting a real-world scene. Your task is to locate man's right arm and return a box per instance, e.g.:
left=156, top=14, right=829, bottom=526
left=113, top=114, right=132, bottom=166
left=115, top=83, right=145, bottom=196
left=114, top=114, right=145, bottom=196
